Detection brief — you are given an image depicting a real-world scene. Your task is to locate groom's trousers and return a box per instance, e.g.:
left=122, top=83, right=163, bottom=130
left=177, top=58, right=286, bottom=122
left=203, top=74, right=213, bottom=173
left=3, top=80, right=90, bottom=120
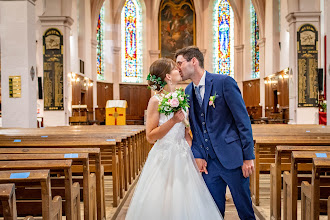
left=202, top=156, right=256, bottom=220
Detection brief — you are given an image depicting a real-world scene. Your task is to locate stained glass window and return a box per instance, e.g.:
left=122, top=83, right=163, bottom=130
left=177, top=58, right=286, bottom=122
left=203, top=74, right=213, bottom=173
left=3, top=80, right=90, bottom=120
left=96, top=3, right=105, bottom=81
left=213, top=0, right=234, bottom=77
left=250, top=1, right=259, bottom=79
left=121, top=0, right=143, bottom=83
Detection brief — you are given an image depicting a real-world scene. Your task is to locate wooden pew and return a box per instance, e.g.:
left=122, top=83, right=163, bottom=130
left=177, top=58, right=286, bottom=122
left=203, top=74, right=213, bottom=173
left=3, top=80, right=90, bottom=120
left=0, top=153, right=95, bottom=220
left=328, top=196, right=330, bottom=219
left=269, top=146, right=330, bottom=220
left=0, top=170, right=62, bottom=220
left=0, top=160, right=80, bottom=220
left=252, top=137, right=330, bottom=206
left=0, top=183, right=17, bottom=220
left=0, top=135, right=123, bottom=204
left=0, top=148, right=107, bottom=219
left=301, top=158, right=330, bottom=220
left=282, top=151, right=330, bottom=220
left=0, top=130, right=140, bottom=208
left=0, top=125, right=148, bottom=215
left=0, top=146, right=107, bottom=219
left=0, top=126, right=145, bottom=189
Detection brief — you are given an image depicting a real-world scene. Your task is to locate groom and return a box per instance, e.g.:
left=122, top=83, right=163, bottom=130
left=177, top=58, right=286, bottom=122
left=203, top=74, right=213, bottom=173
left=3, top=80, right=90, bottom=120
left=175, top=46, right=256, bottom=219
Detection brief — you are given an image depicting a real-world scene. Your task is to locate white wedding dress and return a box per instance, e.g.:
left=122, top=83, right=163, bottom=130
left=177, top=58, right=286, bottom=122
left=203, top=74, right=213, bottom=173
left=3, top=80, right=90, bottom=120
left=125, top=96, right=223, bottom=220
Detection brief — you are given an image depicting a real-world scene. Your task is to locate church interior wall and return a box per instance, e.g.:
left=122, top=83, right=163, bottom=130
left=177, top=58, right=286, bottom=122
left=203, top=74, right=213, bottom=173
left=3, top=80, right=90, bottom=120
left=279, top=0, right=290, bottom=71
left=264, top=0, right=280, bottom=77
left=243, top=0, right=252, bottom=82
left=320, top=0, right=325, bottom=71
left=1, top=0, right=329, bottom=126
left=203, top=0, right=215, bottom=73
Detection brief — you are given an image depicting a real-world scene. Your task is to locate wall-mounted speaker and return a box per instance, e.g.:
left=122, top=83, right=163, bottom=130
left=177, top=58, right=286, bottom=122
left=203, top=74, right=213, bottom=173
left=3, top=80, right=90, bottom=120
left=80, top=60, right=85, bottom=74
left=38, top=77, right=43, bottom=99
left=318, top=68, right=323, bottom=92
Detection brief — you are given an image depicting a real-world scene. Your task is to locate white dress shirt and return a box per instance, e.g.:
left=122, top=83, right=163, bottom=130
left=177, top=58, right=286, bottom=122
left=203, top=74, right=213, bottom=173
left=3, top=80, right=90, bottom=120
left=193, top=70, right=206, bottom=101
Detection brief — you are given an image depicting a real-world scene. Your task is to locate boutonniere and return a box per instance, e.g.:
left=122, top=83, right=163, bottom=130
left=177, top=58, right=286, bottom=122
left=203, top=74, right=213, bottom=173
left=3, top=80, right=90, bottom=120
left=209, top=92, right=218, bottom=108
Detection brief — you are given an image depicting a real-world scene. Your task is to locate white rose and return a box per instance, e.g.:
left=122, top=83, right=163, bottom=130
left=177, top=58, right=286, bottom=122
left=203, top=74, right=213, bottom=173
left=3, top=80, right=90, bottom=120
left=164, top=106, right=171, bottom=112
left=172, top=92, right=178, bottom=98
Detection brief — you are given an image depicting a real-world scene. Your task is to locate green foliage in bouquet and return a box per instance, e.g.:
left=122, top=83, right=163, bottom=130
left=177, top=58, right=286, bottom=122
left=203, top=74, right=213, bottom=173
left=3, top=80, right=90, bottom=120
left=158, top=88, right=190, bottom=116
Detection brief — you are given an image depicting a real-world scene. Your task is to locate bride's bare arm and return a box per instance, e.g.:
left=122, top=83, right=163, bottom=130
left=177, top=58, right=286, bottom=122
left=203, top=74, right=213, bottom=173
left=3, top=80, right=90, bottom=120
left=185, top=128, right=192, bottom=147
left=146, top=96, right=185, bottom=143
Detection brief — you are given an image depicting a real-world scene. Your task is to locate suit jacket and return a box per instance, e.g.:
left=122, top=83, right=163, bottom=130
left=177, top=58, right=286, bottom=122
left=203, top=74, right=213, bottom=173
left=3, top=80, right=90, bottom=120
left=186, top=71, right=255, bottom=169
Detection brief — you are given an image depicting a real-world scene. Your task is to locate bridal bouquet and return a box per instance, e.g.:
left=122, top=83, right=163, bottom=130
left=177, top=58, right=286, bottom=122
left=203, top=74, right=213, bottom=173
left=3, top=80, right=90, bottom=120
left=158, top=88, right=190, bottom=127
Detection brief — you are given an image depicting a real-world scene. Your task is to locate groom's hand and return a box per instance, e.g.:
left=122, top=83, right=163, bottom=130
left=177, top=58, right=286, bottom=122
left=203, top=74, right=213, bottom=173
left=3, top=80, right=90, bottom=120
left=195, top=158, right=208, bottom=174
left=242, top=160, right=254, bottom=178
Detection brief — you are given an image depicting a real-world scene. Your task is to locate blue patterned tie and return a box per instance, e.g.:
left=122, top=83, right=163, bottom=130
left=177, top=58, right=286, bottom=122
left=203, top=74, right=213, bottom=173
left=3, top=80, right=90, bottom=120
left=194, top=85, right=203, bottom=107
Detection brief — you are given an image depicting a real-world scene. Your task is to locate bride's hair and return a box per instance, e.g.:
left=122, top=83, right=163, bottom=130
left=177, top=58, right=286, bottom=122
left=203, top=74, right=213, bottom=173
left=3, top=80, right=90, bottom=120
left=148, top=58, right=176, bottom=91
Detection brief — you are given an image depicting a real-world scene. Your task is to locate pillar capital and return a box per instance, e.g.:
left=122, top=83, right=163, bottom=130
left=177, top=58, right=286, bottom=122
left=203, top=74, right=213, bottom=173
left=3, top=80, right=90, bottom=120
left=234, top=45, right=244, bottom=53
left=112, top=47, right=121, bottom=54
left=91, top=39, right=98, bottom=49
left=149, top=50, right=160, bottom=56
left=39, top=16, right=74, bottom=28
left=286, top=12, right=321, bottom=25
left=257, top=38, right=266, bottom=47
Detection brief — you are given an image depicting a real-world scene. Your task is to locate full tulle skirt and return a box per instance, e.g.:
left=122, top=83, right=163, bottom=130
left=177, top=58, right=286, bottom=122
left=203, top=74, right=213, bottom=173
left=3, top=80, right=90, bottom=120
left=125, top=138, right=223, bottom=220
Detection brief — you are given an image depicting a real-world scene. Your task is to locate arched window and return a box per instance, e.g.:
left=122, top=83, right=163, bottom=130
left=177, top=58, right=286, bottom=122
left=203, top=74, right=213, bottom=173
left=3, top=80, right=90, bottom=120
left=121, top=0, right=143, bottom=83
left=250, top=1, right=259, bottom=79
left=97, top=3, right=105, bottom=81
left=213, top=0, right=234, bottom=77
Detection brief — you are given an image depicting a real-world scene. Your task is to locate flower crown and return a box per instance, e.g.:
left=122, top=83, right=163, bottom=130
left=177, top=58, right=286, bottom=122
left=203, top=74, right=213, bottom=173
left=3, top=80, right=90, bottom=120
left=147, top=73, right=167, bottom=91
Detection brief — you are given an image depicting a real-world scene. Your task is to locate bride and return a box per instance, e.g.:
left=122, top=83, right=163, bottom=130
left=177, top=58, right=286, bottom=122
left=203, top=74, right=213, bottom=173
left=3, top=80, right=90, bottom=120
left=125, top=58, right=223, bottom=220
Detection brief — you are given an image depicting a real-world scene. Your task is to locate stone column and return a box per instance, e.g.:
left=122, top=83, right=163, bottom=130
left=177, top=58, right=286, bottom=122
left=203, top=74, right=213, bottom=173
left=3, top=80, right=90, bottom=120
left=148, top=50, right=160, bottom=81
left=91, top=39, right=97, bottom=120
left=234, top=44, right=244, bottom=92
left=286, top=12, right=320, bottom=124
left=149, top=50, right=160, bottom=65
left=0, top=0, right=37, bottom=128
left=112, top=46, right=121, bottom=99
left=258, top=38, right=266, bottom=117
left=39, top=16, right=74, bottom=126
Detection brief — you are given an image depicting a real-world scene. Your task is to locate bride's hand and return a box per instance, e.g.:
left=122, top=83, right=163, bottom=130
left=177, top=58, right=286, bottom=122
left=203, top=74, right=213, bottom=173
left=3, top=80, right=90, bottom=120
left=195, top=158, right=208, bottom=174
left=172, top=110, right=185, bottom=123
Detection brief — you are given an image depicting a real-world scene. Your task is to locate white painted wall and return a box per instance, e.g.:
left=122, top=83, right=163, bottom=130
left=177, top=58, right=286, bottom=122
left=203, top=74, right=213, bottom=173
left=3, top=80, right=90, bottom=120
left=0, top=0, right=37, bottom=128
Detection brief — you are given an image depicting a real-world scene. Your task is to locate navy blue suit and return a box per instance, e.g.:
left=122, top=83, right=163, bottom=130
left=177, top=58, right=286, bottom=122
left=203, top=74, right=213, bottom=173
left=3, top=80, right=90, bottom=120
left=186, top=72, right=255, bottom=219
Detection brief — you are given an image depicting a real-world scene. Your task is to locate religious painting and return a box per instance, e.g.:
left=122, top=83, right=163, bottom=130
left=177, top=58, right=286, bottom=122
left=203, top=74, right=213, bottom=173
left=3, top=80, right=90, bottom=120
left=43, top=28, right=64, bottom=110
left=159, top=0, right=195, bottom=59
left=297, top=24, right=318, bottom=107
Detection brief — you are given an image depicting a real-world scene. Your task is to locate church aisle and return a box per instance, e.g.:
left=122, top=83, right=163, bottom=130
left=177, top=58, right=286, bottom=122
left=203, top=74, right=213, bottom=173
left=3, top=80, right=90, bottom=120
left=115, top=184, right=259, bottom=220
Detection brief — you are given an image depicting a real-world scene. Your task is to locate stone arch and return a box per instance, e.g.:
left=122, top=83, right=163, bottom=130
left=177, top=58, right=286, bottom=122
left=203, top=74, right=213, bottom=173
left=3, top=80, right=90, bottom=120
left=251, top=0, right=265, bottom=38
left=91, top=0, right=106, bottom=41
